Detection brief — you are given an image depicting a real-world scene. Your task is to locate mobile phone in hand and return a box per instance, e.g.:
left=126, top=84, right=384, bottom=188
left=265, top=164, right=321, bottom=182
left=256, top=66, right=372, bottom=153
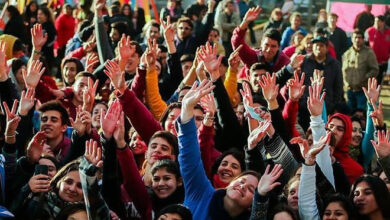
left=34, top=164, right=48, bottom=176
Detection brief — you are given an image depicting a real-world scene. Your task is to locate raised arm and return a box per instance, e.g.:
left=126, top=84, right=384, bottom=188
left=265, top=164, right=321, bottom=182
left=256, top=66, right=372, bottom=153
left=224, top=46, right=242, bottom=106
left=371, top=130, right=390, bottom=179
left=94, top=0, right=114, bottom=62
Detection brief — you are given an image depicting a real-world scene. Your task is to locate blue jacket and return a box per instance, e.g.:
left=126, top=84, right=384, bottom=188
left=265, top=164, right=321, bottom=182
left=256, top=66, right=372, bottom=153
left=281, top=26, right=307, bottom=50
left=177, top=117, right=215, bottom=220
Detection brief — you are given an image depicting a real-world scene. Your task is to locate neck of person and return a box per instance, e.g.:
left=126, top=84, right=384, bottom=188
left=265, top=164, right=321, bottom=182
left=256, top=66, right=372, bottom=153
left=223, top=195, right=246, bottom=218
left=315, top=54, right=326, bottom=63
left=329, top=25, right=336, bottom=31
left=72, top=97, right=83, bottom=108
left=353, top=45, right=362, bottom=51
left=369, top=209, right=384, bottom=220
left=47, top=133, right=64, bottom=151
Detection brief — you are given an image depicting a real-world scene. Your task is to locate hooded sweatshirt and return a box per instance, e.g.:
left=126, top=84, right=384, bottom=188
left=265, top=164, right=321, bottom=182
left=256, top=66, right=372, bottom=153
left=328, top=113, right=363, bottom=183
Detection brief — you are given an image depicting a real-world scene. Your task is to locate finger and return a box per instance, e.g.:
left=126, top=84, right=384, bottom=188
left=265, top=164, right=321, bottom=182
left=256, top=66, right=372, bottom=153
left=264, top=164, right=270, bottom=175
left=370, top=140, right=378, bottom=150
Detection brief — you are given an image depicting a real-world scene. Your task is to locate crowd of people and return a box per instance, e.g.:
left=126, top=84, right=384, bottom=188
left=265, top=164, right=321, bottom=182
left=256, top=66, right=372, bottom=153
left=0, top=0, right=389, bottom=219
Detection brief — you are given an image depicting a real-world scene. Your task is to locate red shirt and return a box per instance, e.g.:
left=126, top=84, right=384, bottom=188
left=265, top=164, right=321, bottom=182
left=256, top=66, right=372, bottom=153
left=55, top=13, right=76, bottom=48
left=366, top=27, right=390, bottom=64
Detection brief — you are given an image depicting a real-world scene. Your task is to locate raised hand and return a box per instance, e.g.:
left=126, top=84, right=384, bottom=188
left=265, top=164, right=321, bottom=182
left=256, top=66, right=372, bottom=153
left=118, top=34, right=135, bottom=69
left=3, top=100, right=20, bottom=138
left=307, top=83, right=326, bottom=117
left=200, top=94, right=216, bottom=115
left=100, top=100, right=121, bottom=139
left=29, top=174, right=50, bottom=193
left=370, top=130, right=390, bottom=159
left=113, top=111, right=126, bottom=149
left=23, top=60, right=45, bottom=89
left=27, top=131, right=46, bottom=163
left=18, top=88, right=36, bottom=116
left=363, top=78, right=380, bottom=105
left=104, top=60, right=126, bottom=94
left=229, top=45, right=242, bottom=72
left=82, top=79, right=99, bottom=112
left=181, top=80, right=215, bottom=122
left=243, top=6, right=261, bottom=24
left=198, top=42, right=223, bottom=81
left=145, top=38, right=160, bottom=69
left=370, top=100, right=384, bottom=127
left=160, top=16, right=175, bottom=43
left=84, top=139, right=103, bottom=167
left=95, top=0, right=106, bottom=17
left=290, top=54, right=305, bottom=70
left=0, top=41, right=7, bottom=81
left=240, top=81, right=254, bottom=108
left=86, top=53, right=99, bottom=73
left=291, top=132, right=331, bottom=165
left=31, top=24, right=47, bottom=51
left=70, top=106, right=87, bottom=136
left=257, top=164, right=283, bottom=196
left=288, top=71, right=305, bottom=102
left=310, top=69, right=324, bottom=91
left=248, top=120, right=271, bottom=149
left=259, top=72, right=279, bottom=105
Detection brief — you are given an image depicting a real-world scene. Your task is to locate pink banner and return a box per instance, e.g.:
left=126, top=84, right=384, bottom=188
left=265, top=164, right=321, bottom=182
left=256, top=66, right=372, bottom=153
left=330, top=2, right=387, bottom=32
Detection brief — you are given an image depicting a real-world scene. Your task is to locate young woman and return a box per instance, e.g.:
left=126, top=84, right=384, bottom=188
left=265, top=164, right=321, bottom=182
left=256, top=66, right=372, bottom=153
left=210, top=150, right=245, bottom=188
left=4, top=5, right=26, bottom=43
left=350, top=175, right=390, bottom=220
left=323, top=194, right=356, bottom=220
left=282, top=31, right=305, bottom=58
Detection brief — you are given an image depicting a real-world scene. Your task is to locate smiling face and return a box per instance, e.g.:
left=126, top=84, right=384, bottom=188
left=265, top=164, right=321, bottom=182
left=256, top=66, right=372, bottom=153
left=226, top=174, right=258, bottom=208
left=146, top=137, right=175, bottom=165
left=250, top=69, right=267, bottom=92
left=353, top=181, right=379, bottom=216
left=40, top=110, right=67, bottom=140
left=323, top=202, right=349, bottom=220
left=217, top=155, right=242, bottom=184
left=63, top=61, right=78, bottom=86
left=129, top=131, right=147, bottom=155
left=261, top=37, right=279, bottom=62
left=164, top=107, right=181, bottom=136
left=152, top=168, right=182, bottom=199
left=351, top=121, right=362, bottom=147
left=58, top=171, right=83, bottom=202
left=91, top=103, right=107, bottom=129
left=72, top=76, right=93, bottom=104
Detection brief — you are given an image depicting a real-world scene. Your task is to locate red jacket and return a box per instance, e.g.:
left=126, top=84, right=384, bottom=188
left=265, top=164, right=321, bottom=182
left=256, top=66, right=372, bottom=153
left=55, top=13, right=76, bottom=48
left=366, top=27, right=390, bottom=64
left=231, top=27, right=290, bottom=79
left=328, top=113, right=363, bottom=183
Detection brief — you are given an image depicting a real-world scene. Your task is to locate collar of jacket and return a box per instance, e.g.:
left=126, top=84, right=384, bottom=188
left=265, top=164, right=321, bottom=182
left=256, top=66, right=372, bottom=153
left=208, top=189, right=250, bottom=220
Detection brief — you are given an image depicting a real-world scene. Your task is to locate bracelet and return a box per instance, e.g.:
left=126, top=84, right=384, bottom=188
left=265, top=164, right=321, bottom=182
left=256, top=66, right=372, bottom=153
left=5, top=131, right=18, bottom=138
left=205, top=116, right=215, bottom=121
left=33, top=50, right=41, bottom=54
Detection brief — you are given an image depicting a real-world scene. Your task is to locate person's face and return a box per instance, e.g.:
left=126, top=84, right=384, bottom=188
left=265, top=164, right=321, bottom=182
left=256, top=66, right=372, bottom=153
left=323, top=202, right=349, bottom=220
left=313, top=42, right=327, bottom=58
left=125, top=52, right=140, bottom=73
left=39, top=158, right=57, bottom=179
left=217, top=155, right=242, bottom=184
left=295, top=166, right=302, bottom=177
left=375, top=18, right=385, bottom=30
left=291, top=16, right=301, bottom=29
left=181, top=61, right=193, bottom=77
left=73, top=77, right=93, bottom=103
left=225, top=3, right=234, bottom=14
left=194, top=109, right=204, bottom=129
left=15, top=66, right=26, bottom=86
left=40, top=110, right=67, bottom=139
left=67, top=210, right=88, bottom=220
left=58, top=171, right=83, bottom=202
left=327, top=118, right=345, bottom=147
left=177, top=22, right=192, bottom=40
left=272, top=10, right=283, bottom=21
left=146, top=137, right=175, bottom=165
left=91, top=103, right=107, bottom=129
left=178, top=89, right=189, bottom=102
left=37, top=10, right=47, bottom=23
left=130, top=132, right=147, bottom=155
left=328, top=16, right=338, bottom=27
left=30, top=3, right=38, bottom=12
left=158, top=213, right=182, bottom=220
left=365, top=5, right=372, bottom=12
left=152, top=168, right=182, bottom=199
left=168, top=0, right=176, bottom=9
left=226, top=174, right=258, bottom=208
left=287, top=180, right=299, bottom=210
left=353, top=181, right=379, bottom=216
left=305, top=37, right=313, bottom=52
left=110, top=28, right=121, bottom=43
left=274, top=211, right=294, bottom=220
left=123, top=6, right=131, bottom=16
left=65, top=6, right=73, bottom=16
left=63, top=62, right=78, bottom=85
left=294, top=34, right=304, bottom=46
left=379, top=172, right=390, bottom=192
left=250, top=69, right=267, bottom=92
left=235, top=104, right=245, bottom=126
left=261, top=37, right=280, bottom=62
left=164, top=107, right=181, bottom=136
left=307, top=134, right=313, bottom=147
left=351, top=121, right=362, bottom=147
left=208, top=30, right=219, bottom=42
left=352, top=33, right=364, bottom=49
left=148, top=26, right=160, bottom=40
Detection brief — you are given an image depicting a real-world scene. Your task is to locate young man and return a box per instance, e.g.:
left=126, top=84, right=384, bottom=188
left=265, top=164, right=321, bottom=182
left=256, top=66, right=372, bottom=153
left=215, top=0, right=240, bottom=56
left=280, top=12, right=307, bottom=50
left=342, top=29, right=378, bottom=112
left=327, top=13, right=349, bottom=61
